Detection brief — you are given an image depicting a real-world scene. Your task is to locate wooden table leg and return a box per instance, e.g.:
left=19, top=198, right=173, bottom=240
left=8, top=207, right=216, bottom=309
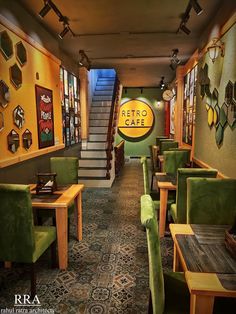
left=56, top=207, right=68, bottom=270
left=190, top=294, right=214, bottom=314
left=173, top=244, right=181, bottom=272
left=159, top=188, right=168, bottom=237
left=75, top=192, right=82, bottom=241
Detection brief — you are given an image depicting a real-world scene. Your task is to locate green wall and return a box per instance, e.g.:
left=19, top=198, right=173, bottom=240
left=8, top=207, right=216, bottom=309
left=195, top=23, right=236, bottom=178
left=115, top=88, right=165, bottom=157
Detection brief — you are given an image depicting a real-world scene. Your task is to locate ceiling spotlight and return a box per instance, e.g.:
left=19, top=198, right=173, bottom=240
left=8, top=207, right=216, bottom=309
left=39, top=1, right=51, bottom=18
left=160, top=76, right=165, bottom=90
left=172, top=49, right=179, bottom=58
left=58, top=24, right=70, bottom=39
left=179, top=23, right=191, bottom=35
left=190, top=0, right=203, bottom=15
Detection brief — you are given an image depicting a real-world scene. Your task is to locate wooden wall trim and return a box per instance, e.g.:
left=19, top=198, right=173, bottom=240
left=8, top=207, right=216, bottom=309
left=0, top=144, right=65, bottom=168
left=193, top=157, right=227, bottom=178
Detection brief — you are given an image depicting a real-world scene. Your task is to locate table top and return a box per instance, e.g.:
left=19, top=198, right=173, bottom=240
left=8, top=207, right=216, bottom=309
left=155, top=172, right=177, bottom=185
left=30, top=184, right=84, bottom=208
left=170, top=223, right=236, bottom=295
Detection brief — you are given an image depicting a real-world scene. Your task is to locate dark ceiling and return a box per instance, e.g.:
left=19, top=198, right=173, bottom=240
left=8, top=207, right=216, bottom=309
left=18, top=0, right=226, bottom=87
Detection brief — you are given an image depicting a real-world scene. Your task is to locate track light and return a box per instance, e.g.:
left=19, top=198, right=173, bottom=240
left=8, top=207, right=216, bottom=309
left=78, top=50, right=91, bottom=70
left=190, top=0, right=203, bottom=15
left=58, top=24, right=70, bottom=39
left=179, top=22, right=191, bottom=35
left=39, top=1, right=51, bottom=18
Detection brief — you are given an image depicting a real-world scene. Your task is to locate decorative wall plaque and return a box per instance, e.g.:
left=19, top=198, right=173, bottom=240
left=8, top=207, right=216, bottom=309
left=0, top=80, right=10, bottom=108
left=13, top=105, right=25, bottom=129
left=7, top=129, right=19, bottom=153
left=0, top=30, right=13, bottom=60
left=10, top=63, right=22, bottom=89
left=22, top=129, right=32, bottom=150
left=16, top=41, right=27, bottom=66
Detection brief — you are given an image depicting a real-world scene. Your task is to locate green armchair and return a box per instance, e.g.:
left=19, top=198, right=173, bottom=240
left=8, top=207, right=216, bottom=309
left=140, top=194, right=190, bottom=314
left=187, top=177, right=236, bottom=225
left=170, top=168, right=218, bottom=223
left=155, top=136, right=168, bottom=150
left=36, top=157, right=78, bottom=235
left=0, top=184, right=57, bottom=297
left=167, top=148, right=191, bottom=167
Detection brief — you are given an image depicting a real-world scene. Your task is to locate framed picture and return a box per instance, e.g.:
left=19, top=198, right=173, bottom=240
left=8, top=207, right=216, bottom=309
left=35, top=85, right=54, bottom=149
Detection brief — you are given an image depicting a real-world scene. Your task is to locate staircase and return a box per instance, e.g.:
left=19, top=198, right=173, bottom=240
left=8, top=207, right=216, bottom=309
left=78, top=76, right=117, bottom=187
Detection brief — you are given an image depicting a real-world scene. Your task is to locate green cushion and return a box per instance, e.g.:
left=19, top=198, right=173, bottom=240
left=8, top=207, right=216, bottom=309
left=50, top=157, right=78, bottom=185
left=167, top=148, right=191, bottom=165
left=173, top=168, right=218, bottom=223
left=33, top=226, right=56, bottom=263
left=140, top=156, right=151, bottom=195
left=187, top=178, right=236, bottom=225
left=160, top=141, right=178, bottom=155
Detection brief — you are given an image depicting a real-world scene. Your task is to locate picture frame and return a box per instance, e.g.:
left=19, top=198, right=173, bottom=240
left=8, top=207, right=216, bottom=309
left=35, top=85, right=54, bottom=149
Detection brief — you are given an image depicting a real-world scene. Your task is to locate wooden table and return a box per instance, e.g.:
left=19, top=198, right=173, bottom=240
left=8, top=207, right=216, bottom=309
left=30, top=184, right=84, bottom=270
left=156, top=172, right=176, bottom=237
left=170, top=223, right=236, bottom=314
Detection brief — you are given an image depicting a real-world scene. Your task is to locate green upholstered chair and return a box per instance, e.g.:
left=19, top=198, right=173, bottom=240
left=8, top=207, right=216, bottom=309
left=159, top=140, right=178, bottom=155
left=187, top=177, right=236, bottom=225
left=141, top=194, right=236, bottom=314
left=140, top=156, right=175, bottom=212
left=162, top=151, right=189, bottom=177
left=149, top=145, right=159, bottom=190
left=36, top=157, right=78, bottom=234
left=140, top=156, right=160, bottom=210
left=0, top=183, right=57, bottom=297
left=140, top=194, right=190, bottom=314
left=170, top=168, right=218, bottom=223
left=167, top=148, right=191, bottom=167
left=155, top=136, right=168, bottom=150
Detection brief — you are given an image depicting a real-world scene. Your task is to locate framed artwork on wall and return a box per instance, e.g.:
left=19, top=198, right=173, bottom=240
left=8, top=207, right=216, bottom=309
left=60, top=66, right=80, bottom=146
left=35, top=85, right=54, bottom=149
left=182, top=64, right=198, bottom=145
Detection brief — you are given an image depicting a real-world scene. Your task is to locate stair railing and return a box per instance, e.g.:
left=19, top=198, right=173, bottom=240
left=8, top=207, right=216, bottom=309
left=105, top=77, right=120, bottom=179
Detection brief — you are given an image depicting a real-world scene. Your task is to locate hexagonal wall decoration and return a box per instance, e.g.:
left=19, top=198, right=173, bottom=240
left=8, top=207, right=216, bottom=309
left=0, top=30, right=13, bottom=60
left=16, top=41, right=27, bottom=66
left=0, top=80, right=10, bottom=108
left=225, top=81, right=233, bottom=105
left=22, top=129, right=32, bottom=150
left=219, top=104, right=228, bottom=128
left=199, top=64, right=210, bottom=98
left=215, top=124, right=224, bottom=147
left=13, top=105, right=25, bottom=129
left=0, top=112, right=4, bottom=132
left=10, top=63, right=22, bottom=89
left=213, top=105, right=220, bottom=127
left=227, top=100, right=236, bottom=128
left=7, top=129, right=20, bottom=153
left=207, top=106, right=214, bottom=127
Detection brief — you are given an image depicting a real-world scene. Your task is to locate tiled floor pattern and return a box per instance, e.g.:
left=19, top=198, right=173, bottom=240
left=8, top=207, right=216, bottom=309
left=0, top=159, right=173, bottom=313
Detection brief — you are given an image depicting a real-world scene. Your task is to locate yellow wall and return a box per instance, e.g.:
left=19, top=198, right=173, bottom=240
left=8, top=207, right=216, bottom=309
left=0, top=21, right=64, bottom=167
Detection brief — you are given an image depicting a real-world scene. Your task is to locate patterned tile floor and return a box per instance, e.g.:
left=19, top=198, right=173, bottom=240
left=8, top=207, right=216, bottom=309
left=0, top=158, right=173, bottom=313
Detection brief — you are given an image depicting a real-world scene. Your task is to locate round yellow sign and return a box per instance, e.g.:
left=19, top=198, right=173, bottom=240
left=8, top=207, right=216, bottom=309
left=118, top=99, right=154, bottom=140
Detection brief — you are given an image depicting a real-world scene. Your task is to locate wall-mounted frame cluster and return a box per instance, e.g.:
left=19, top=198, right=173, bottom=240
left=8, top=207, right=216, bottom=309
left=60, top=67, right=80, bottom=146
left=182, top=64, right=198, bottom=145
left=0, top=112, right=4, bottom=132
left=201, top=62, right=236, bottom=146
left=10, top=63, right=22, bottom=89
